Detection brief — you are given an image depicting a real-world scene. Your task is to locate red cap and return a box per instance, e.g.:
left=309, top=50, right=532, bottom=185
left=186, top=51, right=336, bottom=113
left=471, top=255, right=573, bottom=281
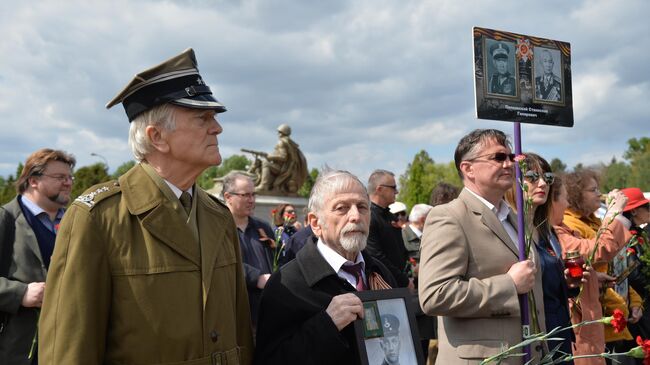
left=621, top=188, right=650, bottom=212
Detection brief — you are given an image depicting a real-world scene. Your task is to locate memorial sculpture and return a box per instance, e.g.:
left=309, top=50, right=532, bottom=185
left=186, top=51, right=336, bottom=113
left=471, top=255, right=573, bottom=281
left=242, top=124, right=308, bottom=197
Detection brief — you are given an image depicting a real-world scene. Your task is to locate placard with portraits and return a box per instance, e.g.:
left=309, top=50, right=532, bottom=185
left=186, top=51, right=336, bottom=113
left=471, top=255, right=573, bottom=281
left=473, top=27, right=574, bottom=127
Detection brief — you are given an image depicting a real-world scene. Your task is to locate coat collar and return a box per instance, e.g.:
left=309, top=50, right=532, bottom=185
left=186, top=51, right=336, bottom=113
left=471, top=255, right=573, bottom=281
left=460, top=189, right=519, bottom=257
left=296, top=241, right=381, bottom=288
left=119, top=164, right=201, bottom=266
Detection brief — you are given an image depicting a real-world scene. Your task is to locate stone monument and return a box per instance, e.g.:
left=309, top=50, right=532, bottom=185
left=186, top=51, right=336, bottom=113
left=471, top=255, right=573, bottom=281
left=210, top=124, right=309, bottom=222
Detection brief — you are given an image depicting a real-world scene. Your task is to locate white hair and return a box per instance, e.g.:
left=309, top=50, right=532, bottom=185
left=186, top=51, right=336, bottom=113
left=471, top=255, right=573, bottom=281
left=308, top=169, right=368, bottom=218
left=128, top=103, right=177, bottom=162
left=409, top=203, right=433, bottom=222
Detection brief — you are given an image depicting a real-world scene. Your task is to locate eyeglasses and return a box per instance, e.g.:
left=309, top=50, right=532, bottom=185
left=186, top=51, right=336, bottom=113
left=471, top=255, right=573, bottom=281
left=467, top=152, right=516, bottom=163
left=523, top=171, right=555, bottom=184
left=38, top=173, right=75, bottom=182
left=380, top=184, right=399, bottom=193
left=227, top=192, right=256, bottom=199
left=583, top=187, right=600, bottom=195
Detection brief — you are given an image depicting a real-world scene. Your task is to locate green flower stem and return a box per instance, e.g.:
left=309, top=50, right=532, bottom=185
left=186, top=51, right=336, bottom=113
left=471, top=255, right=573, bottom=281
left=28, top=309, right=40, bottom=359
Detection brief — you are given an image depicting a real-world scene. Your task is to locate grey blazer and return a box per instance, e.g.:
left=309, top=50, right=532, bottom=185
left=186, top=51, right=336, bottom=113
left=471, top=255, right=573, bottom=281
left=0, top=197, right=47, bottom=365
left=418, top=189, right=545, bottom=365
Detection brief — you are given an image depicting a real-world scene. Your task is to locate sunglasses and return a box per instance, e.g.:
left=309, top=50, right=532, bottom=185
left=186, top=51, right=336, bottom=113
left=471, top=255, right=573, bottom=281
left=468, top=152, right=516, bottom=163
left=523, top=171, right=555, bottom=184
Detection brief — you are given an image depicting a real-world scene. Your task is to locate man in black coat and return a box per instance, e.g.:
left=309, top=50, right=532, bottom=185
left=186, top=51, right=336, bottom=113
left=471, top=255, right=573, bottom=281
left=365, top=169, right=412, bottom=289
left=254, top=169, right=396, bottom=365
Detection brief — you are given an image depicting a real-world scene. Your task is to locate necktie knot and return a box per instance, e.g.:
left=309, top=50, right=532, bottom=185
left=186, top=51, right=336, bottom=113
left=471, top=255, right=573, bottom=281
left=341, top=262, right=366, bottom=291
left=179, top=191, right=192, bottom=215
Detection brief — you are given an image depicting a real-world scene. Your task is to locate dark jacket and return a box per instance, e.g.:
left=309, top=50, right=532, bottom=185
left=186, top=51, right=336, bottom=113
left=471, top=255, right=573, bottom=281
left=254, top=241, right=397, bottom=365
left=238, top=216, right=275, bottom=326
left=0, top=197, right=47, bottom=365
left=278, top=225, right=316, bottom=267
left=366, top=203, right=409, bottom=287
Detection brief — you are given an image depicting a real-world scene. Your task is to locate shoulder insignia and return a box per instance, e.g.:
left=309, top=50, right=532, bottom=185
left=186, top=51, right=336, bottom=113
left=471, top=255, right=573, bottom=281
left=74, top=181, right=121, bottom=208
left=75, top=187, right=111, bottom=207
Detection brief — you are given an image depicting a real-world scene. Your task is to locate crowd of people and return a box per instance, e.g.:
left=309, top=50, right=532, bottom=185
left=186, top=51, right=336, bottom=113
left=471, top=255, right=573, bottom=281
left=1, top=48, right=649, bottom=365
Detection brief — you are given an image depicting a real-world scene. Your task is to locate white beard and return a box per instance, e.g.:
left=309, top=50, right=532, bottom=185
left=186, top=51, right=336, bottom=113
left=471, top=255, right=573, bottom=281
left=339, top=223, right=368, bottom=253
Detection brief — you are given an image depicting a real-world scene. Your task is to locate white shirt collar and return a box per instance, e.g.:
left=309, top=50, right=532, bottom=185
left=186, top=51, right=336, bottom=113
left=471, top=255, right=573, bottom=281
left=164, top=180, right=193, bottom=199
left=316, top=238, right=364, bottom=271
left=408, top=224, right=423, bottom=238
left=21, top=195, right=64, bottom=219
left=464, top=187, right=512, bottom=221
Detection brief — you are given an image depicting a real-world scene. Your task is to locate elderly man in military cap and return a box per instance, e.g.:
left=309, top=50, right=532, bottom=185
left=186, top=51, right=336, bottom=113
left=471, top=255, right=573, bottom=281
left=39, top=49, right=254, bottom=365
left=488, top=41, right=517, bottom=96
left=379, top=314, right=402, bottom=365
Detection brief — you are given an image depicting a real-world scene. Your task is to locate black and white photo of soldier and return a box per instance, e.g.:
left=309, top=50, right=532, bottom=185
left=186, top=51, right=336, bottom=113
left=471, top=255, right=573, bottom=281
left=534, top=47, right=563, bottom=102
left=486, top=40, right=517, bottom=97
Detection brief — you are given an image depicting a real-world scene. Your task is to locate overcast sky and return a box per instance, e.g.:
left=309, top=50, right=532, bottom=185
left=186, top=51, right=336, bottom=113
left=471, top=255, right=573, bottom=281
left=1, top=0, right=647, bottom=184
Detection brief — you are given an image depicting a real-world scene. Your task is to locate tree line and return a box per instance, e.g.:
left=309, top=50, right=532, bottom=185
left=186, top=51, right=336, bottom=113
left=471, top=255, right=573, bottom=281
left=0, top=137, right=648, bottom=207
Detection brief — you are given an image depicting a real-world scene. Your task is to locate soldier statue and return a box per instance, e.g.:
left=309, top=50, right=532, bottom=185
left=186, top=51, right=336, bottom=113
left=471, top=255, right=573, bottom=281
left=242, top=124, right=308, bottom=196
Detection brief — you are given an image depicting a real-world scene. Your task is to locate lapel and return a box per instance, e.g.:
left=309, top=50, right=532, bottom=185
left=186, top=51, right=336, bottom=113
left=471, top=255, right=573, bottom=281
left=298, top=241, right=338, bottom=287
left=460, top=189, right=519, bottom=258
left=195, top=189, right=230, bottom=309
left=403, top=225, right=418, bottom=243
left=8, top=199, right=46, bottom=270
left=121, top=165, right=200, bottom=267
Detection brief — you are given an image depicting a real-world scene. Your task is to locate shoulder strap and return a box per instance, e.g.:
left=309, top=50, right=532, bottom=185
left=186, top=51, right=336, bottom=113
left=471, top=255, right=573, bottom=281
left=0, top=206, right=16, bottom=278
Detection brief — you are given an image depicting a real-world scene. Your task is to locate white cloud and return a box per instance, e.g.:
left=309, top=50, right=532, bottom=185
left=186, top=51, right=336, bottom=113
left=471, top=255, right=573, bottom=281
left=0, top=0, right=647, bottom=188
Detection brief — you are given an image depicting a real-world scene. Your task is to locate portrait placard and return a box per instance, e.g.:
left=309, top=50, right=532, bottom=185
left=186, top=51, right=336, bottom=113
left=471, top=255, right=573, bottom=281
left=354, top=288, right=424, bottom=365
left=473, top=26, right=574, bottom=127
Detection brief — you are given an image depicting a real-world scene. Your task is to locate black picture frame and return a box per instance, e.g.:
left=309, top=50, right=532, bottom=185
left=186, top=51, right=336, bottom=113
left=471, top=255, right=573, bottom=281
left=354, top=288, right=425, bottom=365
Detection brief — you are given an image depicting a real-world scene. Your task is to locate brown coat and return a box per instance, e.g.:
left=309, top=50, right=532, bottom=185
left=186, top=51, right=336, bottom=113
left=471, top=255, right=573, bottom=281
left=39, top=164, right=254, bottom=365
left=419, top=189, right=545, bottom=365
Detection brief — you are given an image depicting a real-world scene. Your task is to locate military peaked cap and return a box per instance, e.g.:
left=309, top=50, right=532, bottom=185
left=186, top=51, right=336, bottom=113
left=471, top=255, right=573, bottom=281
left=381, top=314, right=400, bottom=336
left=106, top=48, right=226, bottom=121
left=490, top=42, right=510, bottom=59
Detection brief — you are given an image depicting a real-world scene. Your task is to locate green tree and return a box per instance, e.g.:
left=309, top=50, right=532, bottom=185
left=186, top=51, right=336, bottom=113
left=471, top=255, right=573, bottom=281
left=298, top=168, right=319, bottom=198
left=0, top=163, right=23, bottom=205
left=624, top=137, right=650, bottom=191
left=549, top=158, right=567, bottom=173
left=72, top=163, right=111, bottom=200
left=112, top=160, right=136, bottom=179
left=197, top=154, right=250, bottom=189
left=398, top=150, right=461, bottom=209
left=600, top=157, right=631, bottom=191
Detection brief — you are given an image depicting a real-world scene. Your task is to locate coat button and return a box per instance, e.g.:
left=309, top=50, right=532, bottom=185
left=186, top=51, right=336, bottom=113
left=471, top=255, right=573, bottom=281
left=210, top=329, right=220, bottom=343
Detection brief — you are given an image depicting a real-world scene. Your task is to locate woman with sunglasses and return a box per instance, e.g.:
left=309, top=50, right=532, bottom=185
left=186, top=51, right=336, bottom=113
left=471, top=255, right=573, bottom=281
left=556, top=169, right=632, bottom=364
left=506, top=153, right=576, bottom=362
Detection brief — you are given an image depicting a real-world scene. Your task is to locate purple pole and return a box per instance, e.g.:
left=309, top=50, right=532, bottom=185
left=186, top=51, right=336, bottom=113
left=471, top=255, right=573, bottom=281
left=513, top=122, right=531, bottom=360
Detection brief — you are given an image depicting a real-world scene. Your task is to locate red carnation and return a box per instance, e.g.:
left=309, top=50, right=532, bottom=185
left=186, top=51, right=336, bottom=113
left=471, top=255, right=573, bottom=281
left=633, top=336, right=650, bottom=364
left=628, top=247, right=637, bottom=256
left=610, top=309, right=627, bottom=333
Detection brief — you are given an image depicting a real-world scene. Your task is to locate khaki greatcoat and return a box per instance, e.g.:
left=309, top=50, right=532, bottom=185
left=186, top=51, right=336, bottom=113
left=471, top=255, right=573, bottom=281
left=39, top=164, right=254, bottom=365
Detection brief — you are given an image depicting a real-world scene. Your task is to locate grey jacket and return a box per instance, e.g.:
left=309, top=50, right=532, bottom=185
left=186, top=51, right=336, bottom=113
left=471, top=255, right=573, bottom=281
left=0, top=197, right=48, bottom=365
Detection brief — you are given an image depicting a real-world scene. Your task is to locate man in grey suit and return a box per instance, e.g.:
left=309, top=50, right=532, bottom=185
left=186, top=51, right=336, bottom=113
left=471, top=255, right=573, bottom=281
left=0, top=148, right=75, bottom=364
left=418, top=129, right=545, bottom=364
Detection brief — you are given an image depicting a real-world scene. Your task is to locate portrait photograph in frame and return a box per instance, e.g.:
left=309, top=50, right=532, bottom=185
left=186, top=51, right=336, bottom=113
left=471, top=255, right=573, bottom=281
left=354, top=288, right=424, bottom=365
left=483, top=37, right=519, bottom=100
left=532, top=46, right=565, bottom=105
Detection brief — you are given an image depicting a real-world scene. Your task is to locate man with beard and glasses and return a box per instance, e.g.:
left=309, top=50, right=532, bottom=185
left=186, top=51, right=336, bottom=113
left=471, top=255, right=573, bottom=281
left=0, top=148, right=75, bottom=365
left=254, top=169, right=397, bottom=365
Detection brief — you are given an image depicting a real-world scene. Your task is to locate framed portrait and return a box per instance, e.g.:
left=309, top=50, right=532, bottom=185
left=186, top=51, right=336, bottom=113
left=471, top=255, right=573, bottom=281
left=532, top=46, right=565, bottom=105
left=483, top=37, right=519, bottom=100
left=354, top=288, right=424, bottom=365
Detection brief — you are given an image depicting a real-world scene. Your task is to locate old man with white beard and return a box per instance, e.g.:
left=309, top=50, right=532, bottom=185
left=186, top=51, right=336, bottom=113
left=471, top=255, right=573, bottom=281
left=253, top=169, right=397, bottom=365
